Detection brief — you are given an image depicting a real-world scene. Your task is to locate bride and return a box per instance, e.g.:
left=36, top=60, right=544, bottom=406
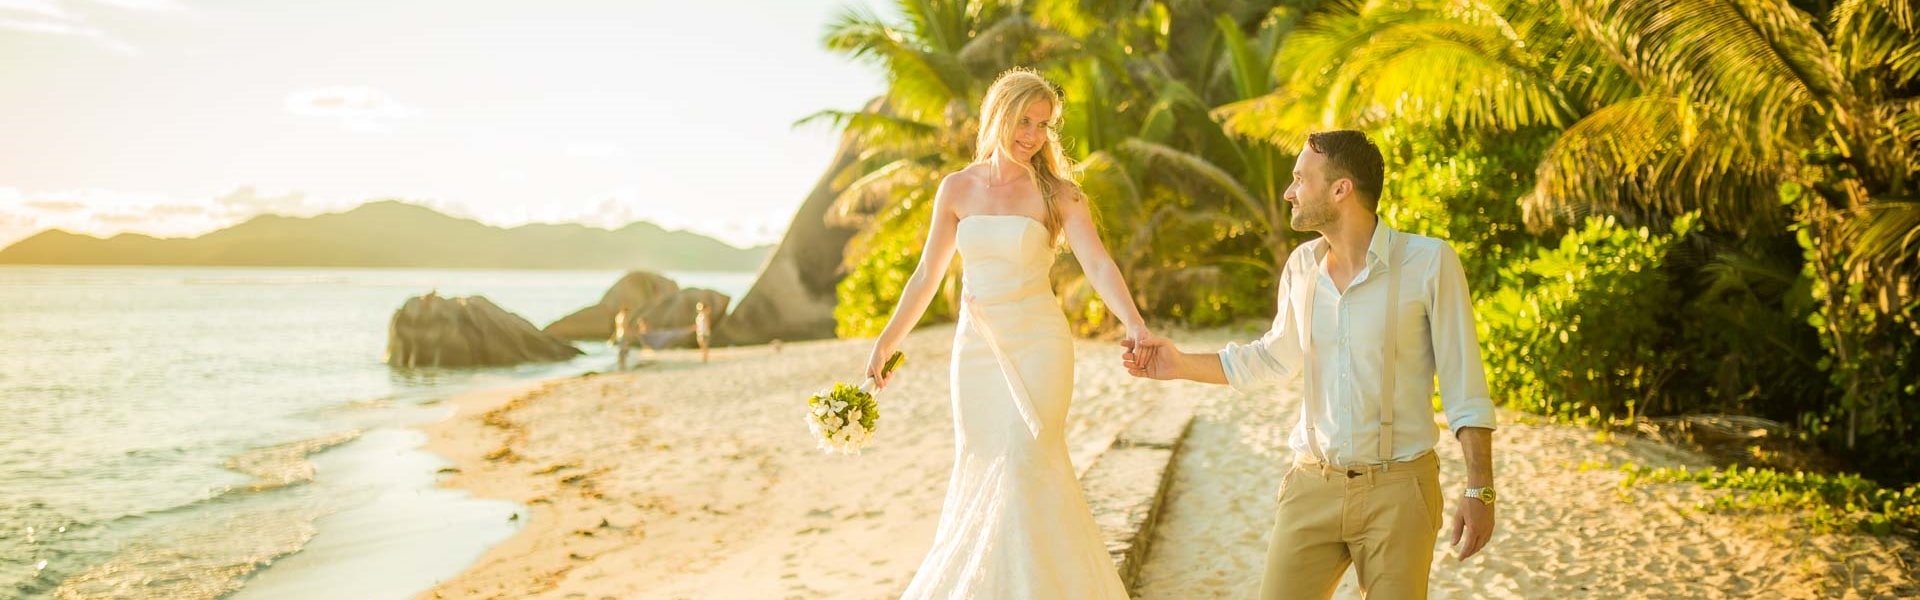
left=861, top=67, right=1155, bottom=598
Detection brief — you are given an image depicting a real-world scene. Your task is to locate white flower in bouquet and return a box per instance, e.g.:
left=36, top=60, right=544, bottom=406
left=805, top=351, right=904, bottom=455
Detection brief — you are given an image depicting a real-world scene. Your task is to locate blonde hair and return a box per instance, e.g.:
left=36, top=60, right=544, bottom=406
left=974, top=68, right=1077, bottom=240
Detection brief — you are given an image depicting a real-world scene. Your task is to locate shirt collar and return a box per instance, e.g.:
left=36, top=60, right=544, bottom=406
left=1309, top=219, right=1396, bottom=269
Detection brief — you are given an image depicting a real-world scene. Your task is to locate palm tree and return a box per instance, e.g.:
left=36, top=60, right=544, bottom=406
left=1223, top=0, right=1916, bottom=304
left=1220, top=0, right=1919, bottom=474
left=1042, top=1, right=1303, bottom=327
left=817, top=0, right=1302, bottom=332
left=807, top=1, right=1071, bottom=336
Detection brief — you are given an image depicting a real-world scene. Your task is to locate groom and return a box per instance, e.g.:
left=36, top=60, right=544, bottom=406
left=1123, top=130, right=1496, bottom=599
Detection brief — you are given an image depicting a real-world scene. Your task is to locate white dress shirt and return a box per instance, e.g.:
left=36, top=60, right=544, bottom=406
left=1219, top=221, right=1496, bottom=465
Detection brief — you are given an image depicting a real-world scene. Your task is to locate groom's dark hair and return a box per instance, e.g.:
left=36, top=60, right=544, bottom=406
left=1307, top=130, right=1385, bottom=211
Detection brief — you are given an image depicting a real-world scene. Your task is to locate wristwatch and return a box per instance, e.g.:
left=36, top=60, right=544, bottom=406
left=1464, top=486, right=1497, bottom=506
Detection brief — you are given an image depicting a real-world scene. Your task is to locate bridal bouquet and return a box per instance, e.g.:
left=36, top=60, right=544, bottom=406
left=806, top=351, right=904, bottom=455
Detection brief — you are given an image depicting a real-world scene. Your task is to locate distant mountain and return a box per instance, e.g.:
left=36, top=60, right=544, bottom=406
left=0, top=200, right=773, bottom=272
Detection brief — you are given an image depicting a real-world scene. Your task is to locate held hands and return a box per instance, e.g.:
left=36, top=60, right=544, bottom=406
left=1121, top=323, right=1156, bottom=375
left=1125, top=323, right=1155, bottom=370
left=1120, top=331, right=1177, bottom=380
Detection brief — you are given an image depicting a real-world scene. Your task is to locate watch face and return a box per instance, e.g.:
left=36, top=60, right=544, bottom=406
left=1479, top=489, right=1496, bottom=502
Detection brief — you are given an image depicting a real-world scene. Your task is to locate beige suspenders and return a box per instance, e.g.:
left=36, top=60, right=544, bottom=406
left=1300, top=229, right=1409, bottom=466
left=1302, top=257, right=1328, bottom=464
left=1381, top=231, right=1406, bottom=462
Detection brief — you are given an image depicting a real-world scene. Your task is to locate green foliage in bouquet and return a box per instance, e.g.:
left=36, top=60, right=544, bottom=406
left=808, top=351, right=905, bottom=435
left=814, top=382, right=880, bottom=432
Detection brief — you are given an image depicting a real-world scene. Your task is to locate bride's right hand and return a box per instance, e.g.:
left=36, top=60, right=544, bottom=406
left=865, top=344, right=897, bottom=391
left=1124, top=323, right=1156, bottom=372
left=1122, top=335, right=1177, bottom=380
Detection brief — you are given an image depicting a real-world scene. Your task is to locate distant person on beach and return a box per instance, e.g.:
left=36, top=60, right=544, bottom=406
left=1123, top=130, right=1498, bottom=599
left=614, top=305, right=645, bottom=371
left=694, top=302, right=712, bottom=363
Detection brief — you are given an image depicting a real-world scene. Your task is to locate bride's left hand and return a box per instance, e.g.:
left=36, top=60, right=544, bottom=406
left=864, top=344, right=898, bottom=392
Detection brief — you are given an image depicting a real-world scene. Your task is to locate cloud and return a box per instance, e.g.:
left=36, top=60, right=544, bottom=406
left=24, top=199, right=84, bottom=212
left=581, top=194, right=642, bottom=229
left=285, top=87, right=420, bottom=133
left=148, top=203, right=206, bottom=216
left=0, top=188, right=38, bottom=246
left=0, top=0, right=176, bottom=55
left=541, top=187, right=782, bottom=247
left=0, top=185, right=330, bottom=247
left=0, top=187, right=182, bottom=245
left=0, top=16, right=136, bottom=54
left=0, top=0, right=69, bottom=18
left=81, top=0, right=183, bottom=10
left=565, top=142, right=628, bottom=159
left=93, top=212, right=149, bottom=225
left=212, top=185, right=308, bottom=216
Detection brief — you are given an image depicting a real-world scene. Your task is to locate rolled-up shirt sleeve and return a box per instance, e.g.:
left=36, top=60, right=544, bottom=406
left=1429, top=242, right=1497, bottom=433
left=1219, top=257, right=1305, bottom=391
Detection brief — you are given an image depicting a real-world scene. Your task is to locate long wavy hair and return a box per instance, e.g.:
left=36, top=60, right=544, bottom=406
left=973, top=68, right=1077, bottom=241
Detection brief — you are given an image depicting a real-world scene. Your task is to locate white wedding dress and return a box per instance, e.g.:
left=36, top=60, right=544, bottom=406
left=899, top=214, right=1129, bottom=599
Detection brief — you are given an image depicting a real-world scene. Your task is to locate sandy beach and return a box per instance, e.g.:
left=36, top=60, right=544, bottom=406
left=417, top=325, right=1917, bottom=599
left=1133, top=332, right=1919, bottom=599
left=416, top=324, right=1180, bottom=599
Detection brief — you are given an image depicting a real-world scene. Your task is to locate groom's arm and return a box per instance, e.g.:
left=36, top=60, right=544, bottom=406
left=1457, top=427, right=1493, bottom=488
left=1124, top=342, right=1230, bottom=384
left=1208, top=257, right=1305, bottom=388
left=1452, top=426, right=1495, bottom=560
left=1430, top=241, right=1498, bottom=560
left=1126, top=260, right=1302, bottom=385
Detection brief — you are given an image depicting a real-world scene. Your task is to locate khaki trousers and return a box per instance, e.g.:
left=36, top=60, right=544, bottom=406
left=1258, top=451, right=1443, bottom=600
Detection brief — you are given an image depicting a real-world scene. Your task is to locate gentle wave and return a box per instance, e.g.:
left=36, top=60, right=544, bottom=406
left=53, top=505, right=327, bottom=600
left=224, top=431, right=364, bottom=492
left=180, top=276, right=357, bottom=286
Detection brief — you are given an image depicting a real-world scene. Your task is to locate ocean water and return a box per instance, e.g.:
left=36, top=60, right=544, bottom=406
left=0, top=266, right=753, bottom=599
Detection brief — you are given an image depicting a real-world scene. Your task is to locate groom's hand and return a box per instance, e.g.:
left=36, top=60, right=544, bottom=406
left=1121, top=336, right=1177, bottom=380
left=1449, top=494, right=1495, bottom=561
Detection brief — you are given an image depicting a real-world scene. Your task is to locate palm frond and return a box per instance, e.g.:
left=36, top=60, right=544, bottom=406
left=1216, top=13, right=1272, bottom=101
left=838, top=140, right=945, bottom=189
left=1213, top=86, right=1318, bottom=151
left=1525, top=95, right=1785, bottom=233
left=1840, top=197, right=1920, bottom=314
left=1833, top=2, right=1920, bottom=193
left=1335, top=19, right=1582, bottom=130
left=1076, top=150, right=1145, bottom=217
left=956, top=14, right=1073, bottom=76
left=826, top=159, right=944, bottom=228
left=824, top=5, right=972, bottom=120
left=1560, top=0, right=1845, bottom=158
left=1834, top=0, right=1920, bottom=37
left=1114, top=138, right=1268, bottom=227
left=795, top=109, right=942, bottom=143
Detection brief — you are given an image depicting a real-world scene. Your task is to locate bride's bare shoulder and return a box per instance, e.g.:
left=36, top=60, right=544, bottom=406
left=943, top=165, right=990, bottom=190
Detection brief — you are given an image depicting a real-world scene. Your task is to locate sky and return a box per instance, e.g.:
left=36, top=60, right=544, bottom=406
left=0, top=0, right=891, bottom=249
